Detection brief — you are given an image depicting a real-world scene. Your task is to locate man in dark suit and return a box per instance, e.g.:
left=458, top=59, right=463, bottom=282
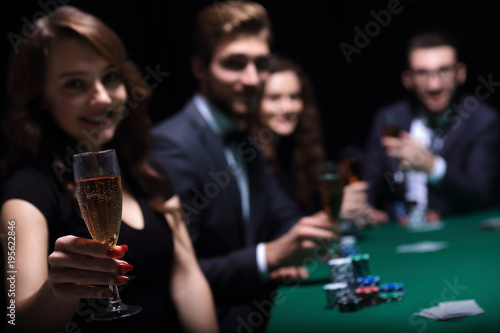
left=150, top=1, right=336, bottom=332
left=364, top=29, right=500, bottom=222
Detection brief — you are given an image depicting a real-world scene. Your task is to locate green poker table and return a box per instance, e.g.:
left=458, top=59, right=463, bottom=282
left=265, top=208, right=500, bottom=333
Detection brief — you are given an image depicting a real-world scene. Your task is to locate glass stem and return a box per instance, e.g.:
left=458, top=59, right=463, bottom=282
left=108, top=285, right=124, bottom=311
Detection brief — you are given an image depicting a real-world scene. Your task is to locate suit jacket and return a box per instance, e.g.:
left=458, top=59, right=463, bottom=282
left=364, top=94, right=500, bottom=218
left=150, top=96, right=303, bottom=331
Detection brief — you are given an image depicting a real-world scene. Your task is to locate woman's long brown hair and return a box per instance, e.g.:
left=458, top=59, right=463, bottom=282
left=251, top=54, right=326, bottom=212
left=2, top=5, right=169, bottom=205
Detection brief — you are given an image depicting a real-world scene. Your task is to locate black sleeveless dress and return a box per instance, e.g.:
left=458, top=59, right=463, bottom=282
left=1, top=161, right=184, bottom=332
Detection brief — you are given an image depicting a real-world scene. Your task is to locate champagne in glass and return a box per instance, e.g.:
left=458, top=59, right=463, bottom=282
left=73, top=149, right=141, bottom=321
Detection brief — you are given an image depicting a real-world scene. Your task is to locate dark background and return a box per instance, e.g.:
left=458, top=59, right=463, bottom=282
left=2, top=0, right=500, bottom=160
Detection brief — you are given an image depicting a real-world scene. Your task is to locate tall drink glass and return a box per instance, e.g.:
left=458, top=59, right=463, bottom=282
left=73, top=149, right=141, bottom=320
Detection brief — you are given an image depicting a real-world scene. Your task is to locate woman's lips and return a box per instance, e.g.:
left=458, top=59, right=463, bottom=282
left=80, top=112, right=114, bottom=126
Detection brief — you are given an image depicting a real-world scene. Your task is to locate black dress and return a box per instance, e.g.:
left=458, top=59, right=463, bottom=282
left=0, top=161, right=184, bottom=332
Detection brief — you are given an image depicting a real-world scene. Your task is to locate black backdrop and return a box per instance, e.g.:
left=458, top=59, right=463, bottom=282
left=2, top=0, right=500, bottom=160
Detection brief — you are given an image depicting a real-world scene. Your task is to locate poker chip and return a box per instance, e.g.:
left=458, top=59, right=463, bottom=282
left=323, top=282, right=349, bottom=309
left=340, top=235, right=360, bottom=256
left=328, top=257, right=356, bottom=287
left=379, top=283, right=404, bottom=292
left=355, top=286, right=380, bottom=307
left=337, top=295, right=363, bottom=312
left=356, top=275, right=380, bottom=287
left=322, top=251, right=406, bottom=311
left=378, top=291, right=405, bottom=303
left=350, top=253, right=370, bottom=278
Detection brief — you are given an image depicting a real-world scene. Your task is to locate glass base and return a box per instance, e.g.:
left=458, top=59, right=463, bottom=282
left=92, top=302, right=142, bottom=321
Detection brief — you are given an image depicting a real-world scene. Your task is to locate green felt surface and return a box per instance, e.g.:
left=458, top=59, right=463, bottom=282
left=265, top=209, right=500, bottom=333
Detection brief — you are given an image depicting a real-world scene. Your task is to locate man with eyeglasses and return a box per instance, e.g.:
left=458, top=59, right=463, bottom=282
left=150, top=1, right=337, bottom=332
left=363, top=29, right=500, bottom=223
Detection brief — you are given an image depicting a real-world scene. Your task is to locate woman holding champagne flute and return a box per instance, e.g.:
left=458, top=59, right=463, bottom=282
left=0, top=6, right=217, bottom=333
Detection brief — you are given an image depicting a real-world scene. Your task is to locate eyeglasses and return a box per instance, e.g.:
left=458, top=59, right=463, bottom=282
left=410, top=64, right=457, bottom=82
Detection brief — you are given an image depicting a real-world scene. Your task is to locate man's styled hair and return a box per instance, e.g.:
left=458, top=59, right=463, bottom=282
left=405, top=29, right=463, bottom=66
left=193, top=0, right=272, bottom=64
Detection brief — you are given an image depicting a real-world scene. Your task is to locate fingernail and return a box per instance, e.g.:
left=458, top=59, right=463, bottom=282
left=107, top=248, right=121, bottom=257
left=120, top=245, right=129, bottom=253
left=114, top=275, right=130, bottom=284
left=117, top=262, right=134, bottom=273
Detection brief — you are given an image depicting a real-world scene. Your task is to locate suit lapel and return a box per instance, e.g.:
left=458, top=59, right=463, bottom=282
left=186, top=102, right=246, bottom=243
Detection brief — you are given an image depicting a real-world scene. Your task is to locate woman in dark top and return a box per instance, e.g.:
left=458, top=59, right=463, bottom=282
left=0, top=6, right=217, bottom=333
left=251, top=54, right=325, bottom=214
left=250, top=54, right=371, bottom=222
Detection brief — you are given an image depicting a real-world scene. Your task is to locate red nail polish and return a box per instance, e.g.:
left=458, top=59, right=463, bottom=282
left=114, top=275, right=130, bottom=284
left=120, top=244, right=129, bottom=253
left=107, top=248, right=121, bottom=257
left=117, top=263, right=134, bottom=273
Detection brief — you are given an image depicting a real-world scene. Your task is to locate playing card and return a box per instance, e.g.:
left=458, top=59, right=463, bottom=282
left=396, top=241, right=448, bottom=253
left=414, top=300, right=484, bottom=320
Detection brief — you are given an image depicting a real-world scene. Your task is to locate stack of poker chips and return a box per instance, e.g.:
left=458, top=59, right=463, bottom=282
left=328, top=257, right=357, bottom=289
left=350, top=253, right=370, bottom=278
left=327, top=257, right=362, bottom=311
left=338, top=235, right=360, bottom=256
left=324, top=249, right=405, bottom=311
left=354, top=286, right=380, bottom=307
left=378, top=283, right=405, bottom=303
left=323, top=282, right=350, bottom=309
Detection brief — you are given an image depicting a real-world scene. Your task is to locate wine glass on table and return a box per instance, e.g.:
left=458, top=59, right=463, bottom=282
left=317, top=161, right=346, bottom=258
left=73, top=149, right=141, bottom=321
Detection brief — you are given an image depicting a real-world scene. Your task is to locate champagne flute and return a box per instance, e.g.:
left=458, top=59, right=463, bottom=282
left=317, top=161, right=346, bottom=257
left=73, top=149, right=141, bottom=321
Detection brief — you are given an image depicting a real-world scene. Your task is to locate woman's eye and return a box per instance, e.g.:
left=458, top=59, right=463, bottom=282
left=266, top=94, right=280, bottom=101
left=103, top=72, right=122, bottom=85
left=64, top=79, right=84, bottom=89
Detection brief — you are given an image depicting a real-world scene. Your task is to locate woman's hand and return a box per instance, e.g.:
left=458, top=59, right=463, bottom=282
left=48, top=235, right=133, bottom=298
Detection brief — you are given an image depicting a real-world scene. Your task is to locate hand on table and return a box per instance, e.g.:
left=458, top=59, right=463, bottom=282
left=265, top=214, right=338, bottom=270
left=48, top=235, right=133, bottom=298
left=269, top=266, right=309, bottom=281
